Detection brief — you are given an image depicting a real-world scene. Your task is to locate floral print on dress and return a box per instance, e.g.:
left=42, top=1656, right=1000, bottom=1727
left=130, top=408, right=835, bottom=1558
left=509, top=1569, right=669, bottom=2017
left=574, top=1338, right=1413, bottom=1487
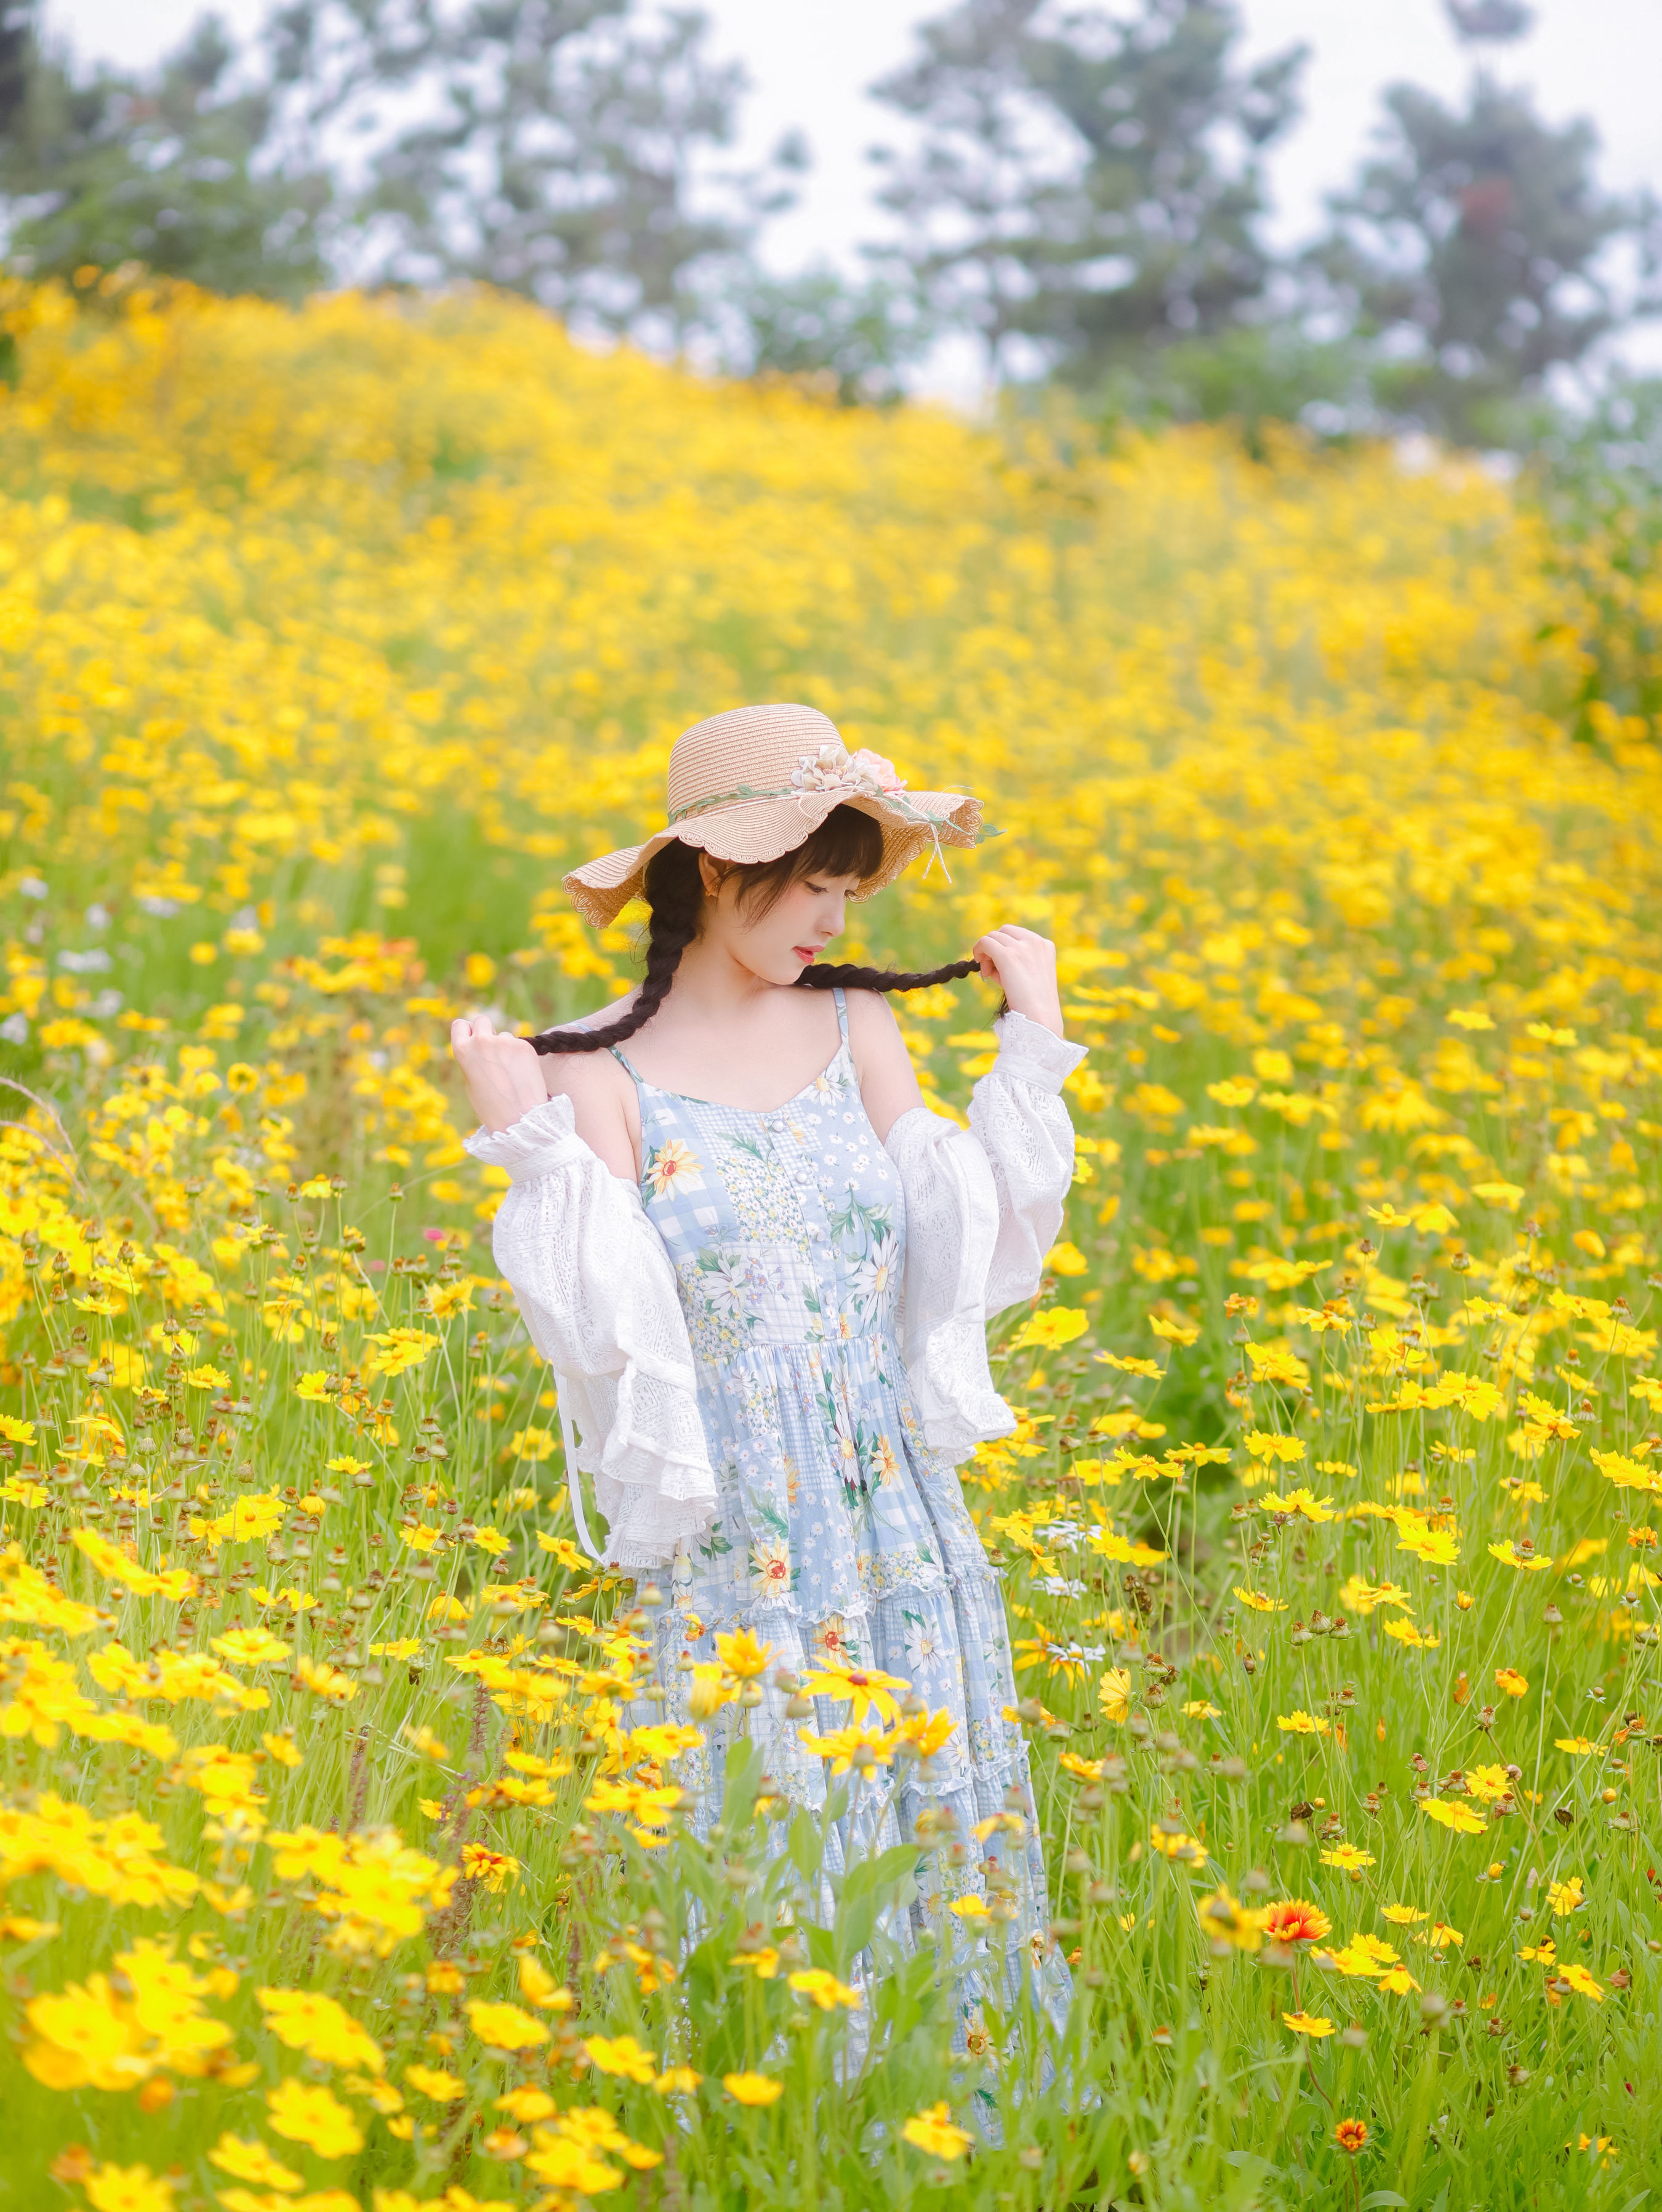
left=609, top=988, right=1070, bottom=2045
left=642, top=1135, right=705, bottom=1200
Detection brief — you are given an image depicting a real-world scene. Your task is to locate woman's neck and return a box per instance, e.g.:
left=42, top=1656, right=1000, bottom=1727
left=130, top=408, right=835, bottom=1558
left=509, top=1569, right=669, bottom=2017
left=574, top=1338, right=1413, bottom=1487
left=658, top=931, right=786, bottom=1026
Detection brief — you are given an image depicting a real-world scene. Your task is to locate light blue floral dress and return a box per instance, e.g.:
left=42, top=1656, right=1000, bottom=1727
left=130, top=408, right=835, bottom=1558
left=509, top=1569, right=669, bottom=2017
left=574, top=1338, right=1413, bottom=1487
left=611, top=989, right=1071, bottom=2035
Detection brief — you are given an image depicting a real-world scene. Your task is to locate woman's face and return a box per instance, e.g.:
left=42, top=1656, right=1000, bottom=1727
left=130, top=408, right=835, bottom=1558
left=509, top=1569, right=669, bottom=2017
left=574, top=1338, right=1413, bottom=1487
left=701, top=857, right=863, bottom=986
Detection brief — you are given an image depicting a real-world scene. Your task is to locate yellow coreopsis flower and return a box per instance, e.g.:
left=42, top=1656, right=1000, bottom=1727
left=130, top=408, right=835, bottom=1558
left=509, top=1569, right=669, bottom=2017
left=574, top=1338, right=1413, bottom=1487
left=211, top=1628, right=290, bottom=1667
left=788, top=1968, right=862, bottom=2010
left=84, top=2166, right=177, bottom=2212
left=467, top=1999, right=548, bottom=2050
left=1010, top=1306, right=1088, bottom=1351
left=902, top=2102, right=975, bottom=2159
left=265, top=2078, right=363, bottom=2157
left=1098, top=1666, right=1133, bottom=1721
left=713, top=1626, right=774, bottom=1680
left=404, top=2062, right=466, bottom=2101
left=797, top=1659, right=910, bottom=1724
left=723, top=2071, right=785, bottom=2107
left=207, top=2136, right=304, bottom=2190
left=257, top=1987, right=383, bottom=2072
left=584, top=2033, right=657, bottom=2083
left=1421, top=1798, right=1486, bottom=1836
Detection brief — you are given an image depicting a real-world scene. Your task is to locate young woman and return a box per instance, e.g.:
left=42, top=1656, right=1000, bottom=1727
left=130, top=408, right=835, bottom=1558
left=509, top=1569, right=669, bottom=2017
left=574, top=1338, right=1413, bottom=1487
left=452, top=702, right=1083, bottom=2032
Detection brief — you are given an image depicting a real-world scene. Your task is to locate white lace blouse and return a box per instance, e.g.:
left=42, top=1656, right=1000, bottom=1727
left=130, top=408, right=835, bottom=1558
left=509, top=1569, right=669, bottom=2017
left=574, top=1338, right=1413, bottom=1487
left=464, top=1010, right=1086, bottom=1568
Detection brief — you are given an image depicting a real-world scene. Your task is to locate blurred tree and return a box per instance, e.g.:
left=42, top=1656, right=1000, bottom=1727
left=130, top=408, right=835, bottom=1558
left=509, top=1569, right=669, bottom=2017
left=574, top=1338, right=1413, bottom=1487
left=0, top=1, right=31, bottom=137
left=1092, top=322, right=1375, bottom=445
left=717, top=262, right=934, bottom=404
left=1312, top=2, right=1662, bottom=445
left=0, top=6, right=331, bottom=297
left=0, top=0, right=794, bottom=345
left=1443, top=0, right=1534, bottom=41
left=867, top=0, right=1306, bottom=381
left=267, top=0, right=800, bottom=344
left=1531, top=372, right=1662, bottom=735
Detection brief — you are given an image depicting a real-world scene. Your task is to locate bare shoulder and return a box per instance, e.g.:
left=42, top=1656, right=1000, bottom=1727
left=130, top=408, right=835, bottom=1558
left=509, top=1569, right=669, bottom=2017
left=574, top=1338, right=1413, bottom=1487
left=536, top=991, right=640, bottom=1109
left=843, top=986, right=908, bottom=1059
left=529, top=992, right=642, bottom=1177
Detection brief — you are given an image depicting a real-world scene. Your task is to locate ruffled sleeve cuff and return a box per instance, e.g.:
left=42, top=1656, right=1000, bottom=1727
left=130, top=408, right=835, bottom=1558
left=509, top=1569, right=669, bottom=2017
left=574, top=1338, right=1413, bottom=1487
left=462, top=1094, right=588, bottom=1183
left=992, top=1009, right=1088, bottom=1093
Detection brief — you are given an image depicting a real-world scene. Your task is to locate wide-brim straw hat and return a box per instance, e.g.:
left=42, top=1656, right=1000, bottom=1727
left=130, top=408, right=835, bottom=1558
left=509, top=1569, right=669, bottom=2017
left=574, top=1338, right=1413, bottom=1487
left=563, top=703, right=984, bottom=928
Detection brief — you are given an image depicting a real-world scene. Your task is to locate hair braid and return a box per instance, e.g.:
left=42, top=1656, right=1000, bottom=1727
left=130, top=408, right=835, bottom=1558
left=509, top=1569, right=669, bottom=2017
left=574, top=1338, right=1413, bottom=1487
left=529, top=842, right=702, bottom=1056
left=796, top=958, right=979, bottom=995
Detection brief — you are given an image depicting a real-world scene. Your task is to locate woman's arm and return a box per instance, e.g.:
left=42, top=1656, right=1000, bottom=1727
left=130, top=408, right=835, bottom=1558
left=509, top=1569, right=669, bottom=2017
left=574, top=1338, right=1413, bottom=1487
left=848, top=923, right=1068, bottom=1143
left=869, top=931, right=1085, bottom=1455
left=451, top=1008, right=639, bottom=1179
left=462, top=1095, right=716, bottom=1566
left=966, top=1011, right=1086, bottom=1314
left=846, top=989, right=926, bottom=1142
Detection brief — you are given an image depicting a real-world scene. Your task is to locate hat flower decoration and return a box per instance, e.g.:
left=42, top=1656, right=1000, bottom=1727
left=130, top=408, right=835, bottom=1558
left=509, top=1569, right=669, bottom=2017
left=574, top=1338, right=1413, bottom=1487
left=790, top=741, right=903, bottom=798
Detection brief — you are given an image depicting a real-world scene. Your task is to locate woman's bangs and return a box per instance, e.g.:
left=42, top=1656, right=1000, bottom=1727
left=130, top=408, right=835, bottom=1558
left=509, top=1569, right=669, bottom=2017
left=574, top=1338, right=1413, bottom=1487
left=793, top=804, right=885, bottom=883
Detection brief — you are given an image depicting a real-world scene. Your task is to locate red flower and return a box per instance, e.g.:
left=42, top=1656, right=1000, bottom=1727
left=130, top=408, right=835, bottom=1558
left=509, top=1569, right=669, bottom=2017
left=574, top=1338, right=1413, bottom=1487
left=1263, top=1897, right=1332, bottom=1945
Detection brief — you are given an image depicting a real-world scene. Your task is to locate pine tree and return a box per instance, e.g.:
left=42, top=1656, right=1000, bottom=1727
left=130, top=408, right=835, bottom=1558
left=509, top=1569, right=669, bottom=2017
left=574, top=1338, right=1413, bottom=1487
left=266, top=0, right=796, bottom=345
left=0, top=1, right=792, bottom=344
left=1313, top=2, right=1662, bottom=444
left=0, top=7, right=330, bottom=299
left=867, top=0, right=1306, bottom=380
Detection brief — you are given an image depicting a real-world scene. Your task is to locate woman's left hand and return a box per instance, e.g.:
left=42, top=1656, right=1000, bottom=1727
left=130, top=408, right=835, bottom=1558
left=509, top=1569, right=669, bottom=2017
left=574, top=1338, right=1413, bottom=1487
left=972, top=925, right=1064, bottom=1037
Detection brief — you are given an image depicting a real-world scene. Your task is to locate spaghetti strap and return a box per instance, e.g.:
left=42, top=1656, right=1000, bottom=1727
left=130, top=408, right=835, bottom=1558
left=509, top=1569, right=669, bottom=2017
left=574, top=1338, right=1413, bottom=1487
left=609, top=1042, right=644, bottom=1082
left=831, top=986, right=849, bottom=1044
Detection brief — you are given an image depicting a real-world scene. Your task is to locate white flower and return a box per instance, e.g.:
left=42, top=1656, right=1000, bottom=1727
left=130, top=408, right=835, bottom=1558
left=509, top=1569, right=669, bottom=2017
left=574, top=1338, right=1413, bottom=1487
left=832, top=1404, right=860, bottom=1468
left=702, top=1252, right=752, bottom=1317
left=850, top=1233, right=900, bottom=1309
left=790, top=741, right=905, bottom=799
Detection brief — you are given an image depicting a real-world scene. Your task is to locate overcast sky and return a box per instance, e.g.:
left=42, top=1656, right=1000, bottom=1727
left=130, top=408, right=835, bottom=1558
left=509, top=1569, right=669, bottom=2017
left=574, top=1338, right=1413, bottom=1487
left=44, top=0, right=1662, bottom=385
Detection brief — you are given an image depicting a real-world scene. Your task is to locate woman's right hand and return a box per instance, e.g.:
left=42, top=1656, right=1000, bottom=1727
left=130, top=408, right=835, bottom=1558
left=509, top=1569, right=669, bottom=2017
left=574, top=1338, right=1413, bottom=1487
left=450, top=1013, right=549, bottom=1133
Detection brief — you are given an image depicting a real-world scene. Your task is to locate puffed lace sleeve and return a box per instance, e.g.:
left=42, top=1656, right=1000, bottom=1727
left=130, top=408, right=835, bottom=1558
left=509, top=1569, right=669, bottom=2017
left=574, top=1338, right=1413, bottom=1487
left=463, top=1095, right=717, bottom=1569
left=885, top=1011, right=1087, bottom=1460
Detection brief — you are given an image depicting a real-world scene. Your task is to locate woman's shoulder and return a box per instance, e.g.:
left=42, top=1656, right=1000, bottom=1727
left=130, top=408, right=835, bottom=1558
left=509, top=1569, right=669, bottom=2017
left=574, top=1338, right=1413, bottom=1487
left=553, top=986, right=643, bottom=1036
left=537, top=993, right=641, bottom=1103
left=532, top=995, right=643, bottom=1179
left=841, top=985, right=902, bottom=1039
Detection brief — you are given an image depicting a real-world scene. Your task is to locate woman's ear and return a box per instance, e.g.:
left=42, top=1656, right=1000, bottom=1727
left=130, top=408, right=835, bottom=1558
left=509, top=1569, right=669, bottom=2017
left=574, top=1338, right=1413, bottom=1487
left=697, top=852, right=728, bottom=899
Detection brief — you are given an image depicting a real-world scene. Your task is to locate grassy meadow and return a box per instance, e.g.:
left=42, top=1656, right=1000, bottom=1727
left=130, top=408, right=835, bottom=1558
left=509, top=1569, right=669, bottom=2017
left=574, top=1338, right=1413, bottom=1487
left=2, top=271, right=1662, bottom=2210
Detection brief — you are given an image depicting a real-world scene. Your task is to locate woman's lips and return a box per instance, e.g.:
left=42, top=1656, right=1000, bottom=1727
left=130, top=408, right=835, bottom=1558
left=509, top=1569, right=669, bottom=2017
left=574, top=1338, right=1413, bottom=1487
left=794, top=946, right=818, bottom=962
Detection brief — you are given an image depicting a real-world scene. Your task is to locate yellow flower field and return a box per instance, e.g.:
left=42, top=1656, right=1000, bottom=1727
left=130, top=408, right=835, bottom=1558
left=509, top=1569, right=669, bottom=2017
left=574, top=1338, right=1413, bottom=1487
left=1, top=273, right=1660, bottom=2208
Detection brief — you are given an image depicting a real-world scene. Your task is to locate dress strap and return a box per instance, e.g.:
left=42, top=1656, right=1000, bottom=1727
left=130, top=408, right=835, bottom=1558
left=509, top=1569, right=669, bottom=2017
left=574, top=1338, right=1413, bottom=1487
left=831, top=986, right=849, bottom=1044
left=608, top=1042, right=644, bottom=1084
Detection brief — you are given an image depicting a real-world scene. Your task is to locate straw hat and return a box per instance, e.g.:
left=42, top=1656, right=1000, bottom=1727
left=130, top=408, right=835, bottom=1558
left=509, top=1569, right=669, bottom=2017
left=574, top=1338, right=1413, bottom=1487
left=563, top=703, right=984, bottom=927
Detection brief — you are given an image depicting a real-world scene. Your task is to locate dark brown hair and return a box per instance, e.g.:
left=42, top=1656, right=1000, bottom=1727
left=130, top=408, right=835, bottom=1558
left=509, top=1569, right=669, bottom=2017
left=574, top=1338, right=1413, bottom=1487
left=531, top=805, right=976, bottom=1057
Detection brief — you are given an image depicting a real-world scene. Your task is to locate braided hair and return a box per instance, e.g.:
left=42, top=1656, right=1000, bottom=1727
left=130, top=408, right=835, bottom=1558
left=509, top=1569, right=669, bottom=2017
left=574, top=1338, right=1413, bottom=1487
left=531, top=804, right=978, bottom=1057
